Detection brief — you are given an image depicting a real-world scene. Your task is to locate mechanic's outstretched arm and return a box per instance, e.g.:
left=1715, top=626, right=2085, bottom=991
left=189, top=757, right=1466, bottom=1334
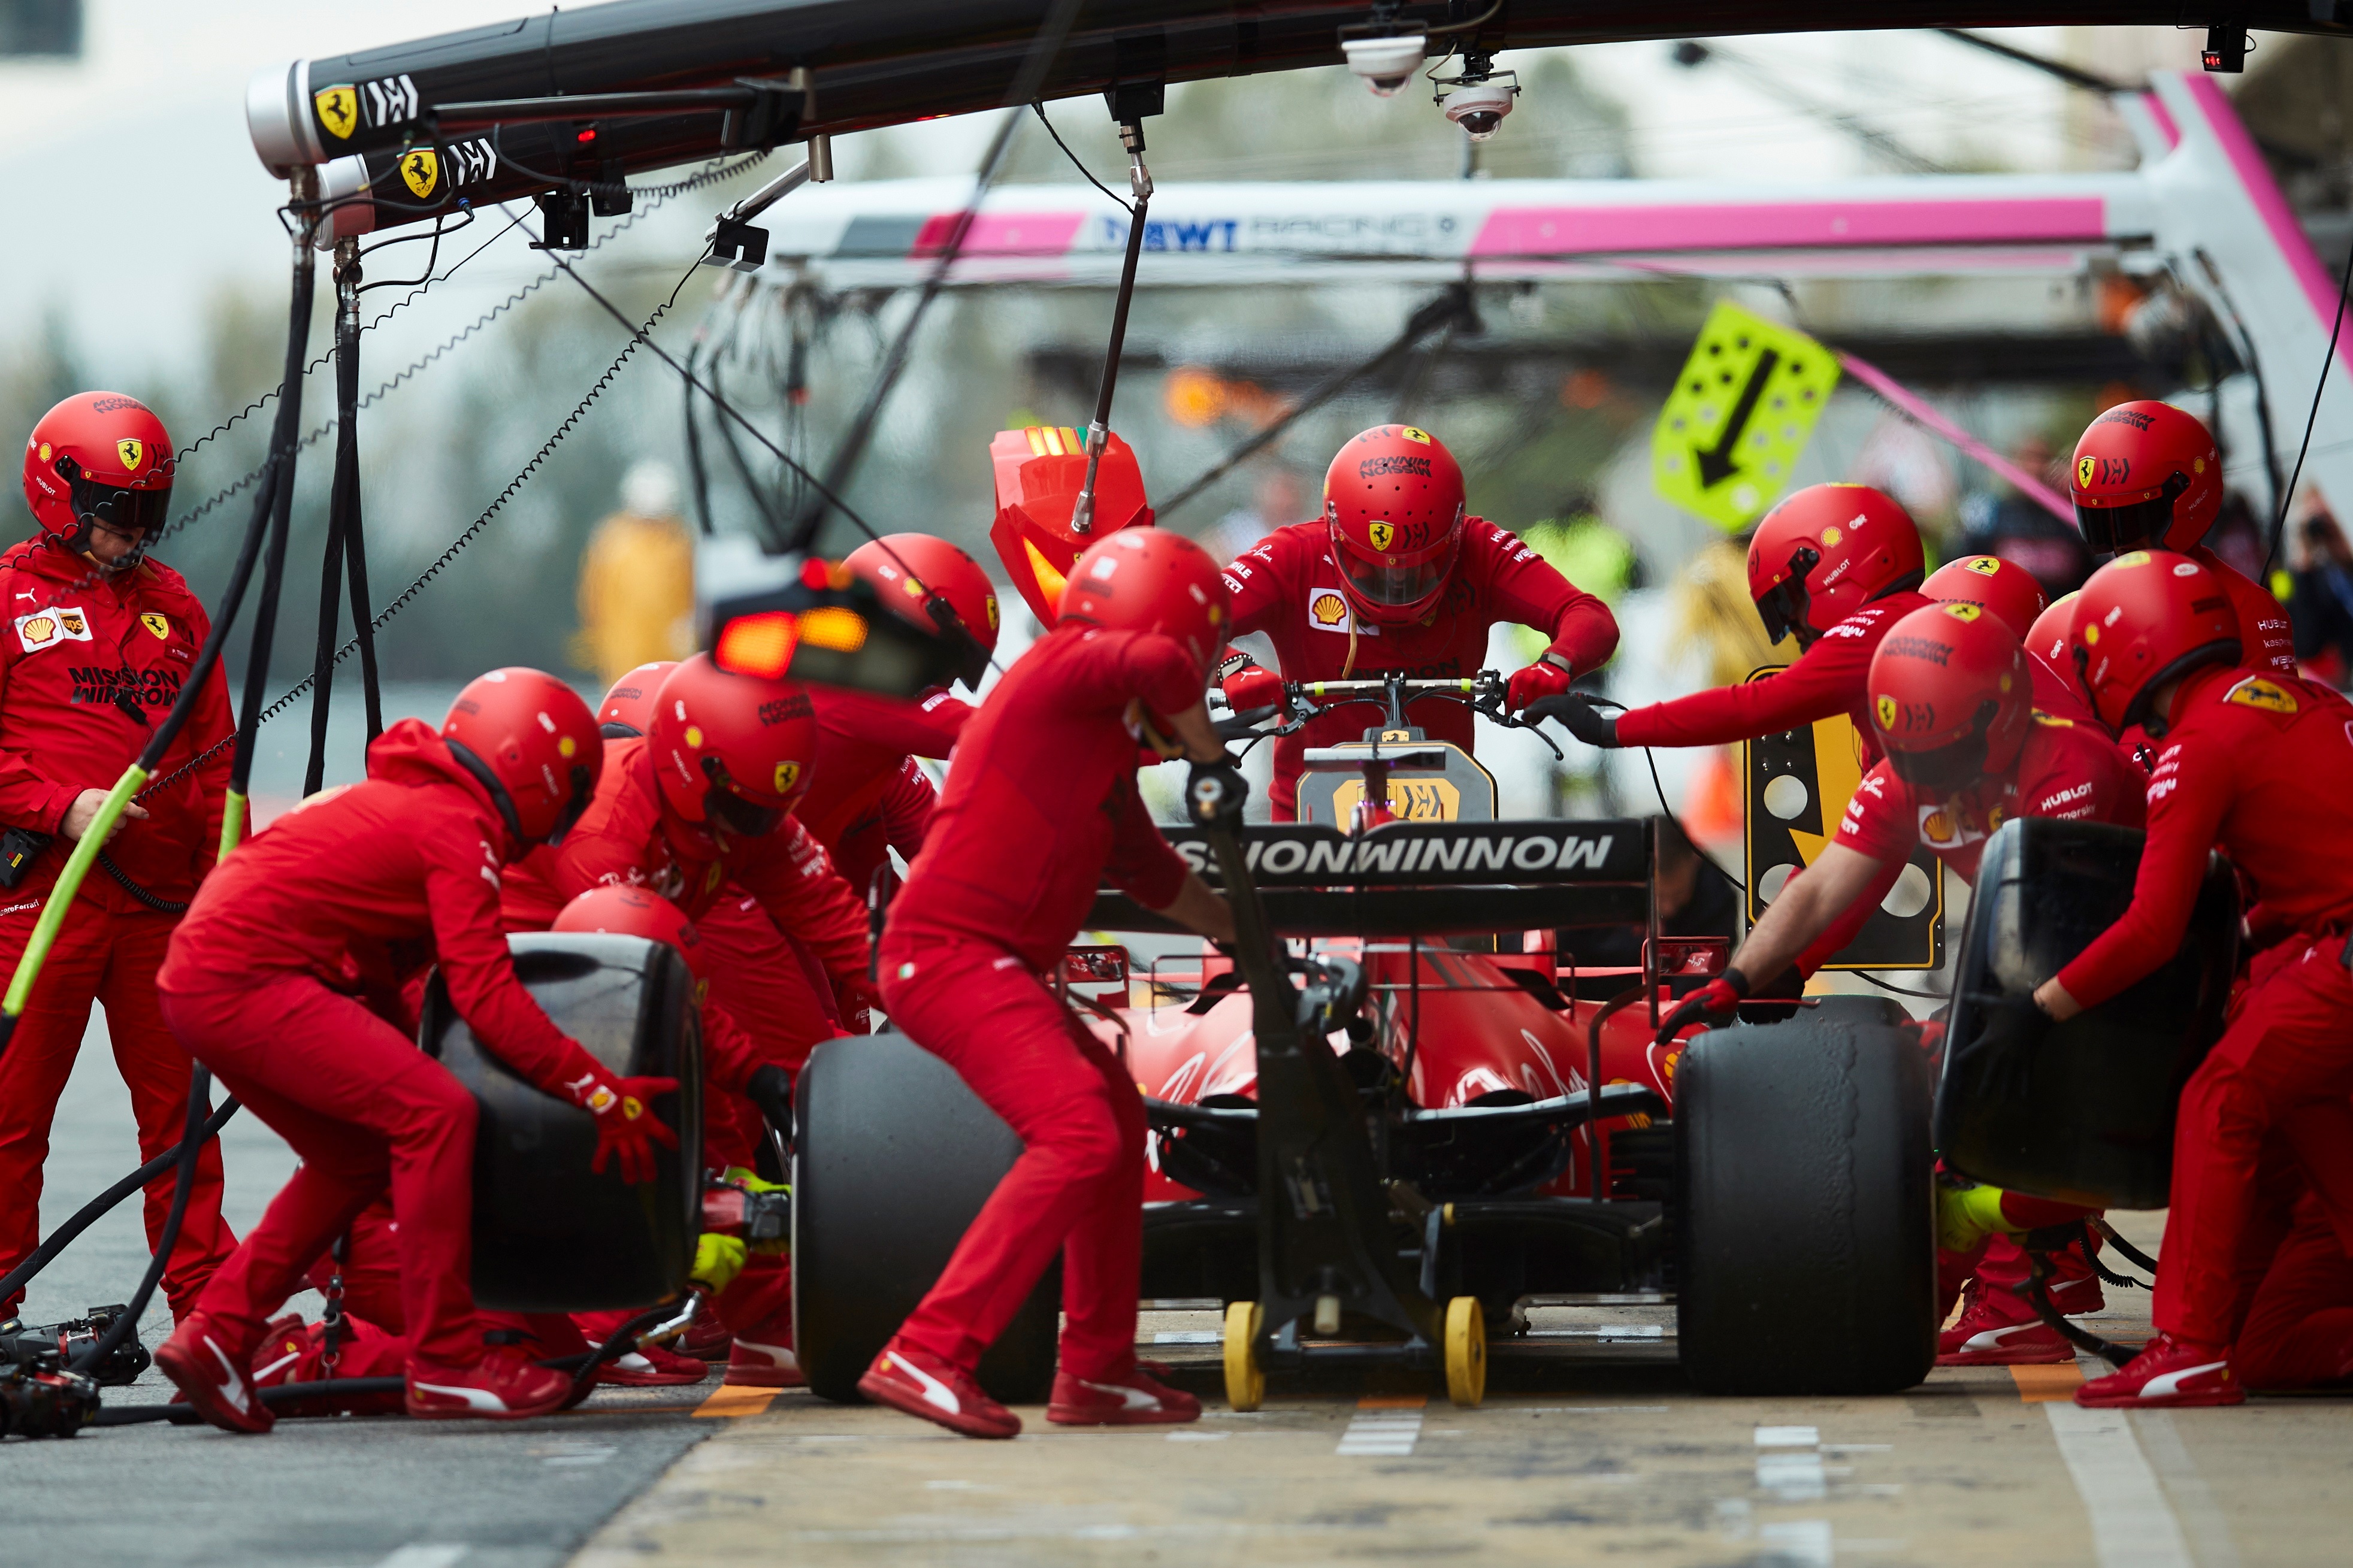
left=1662, top=842, right=1888, bottom=1031
left=1150, top=870, right=1235, bottom=946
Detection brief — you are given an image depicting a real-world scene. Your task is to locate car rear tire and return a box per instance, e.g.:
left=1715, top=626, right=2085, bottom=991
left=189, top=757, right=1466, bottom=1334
left=793, top=1033, right=1059, bottom=1406
left=1675, top=1013, right=1935, bottom=1395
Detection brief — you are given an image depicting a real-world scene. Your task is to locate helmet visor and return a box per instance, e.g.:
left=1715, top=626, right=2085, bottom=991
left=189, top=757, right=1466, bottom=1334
left=1883, top=712, right=1994, bottom=796
left=71, top=477, right=171, bottom=538
left=1338, top=538, right=1457, bottom=609
left=1753, top=545, right=1820, bottom=647
left=2076, top=496, right=2168, bottom=556
left=705, top=782, right=784, bottom=839
left=547, top=763, right=596, bottom=845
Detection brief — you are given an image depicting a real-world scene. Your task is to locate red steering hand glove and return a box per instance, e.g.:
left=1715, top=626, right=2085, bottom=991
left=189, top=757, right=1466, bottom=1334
left=1656, top=971, right=1749, bottom=1044
left=1221, top=665, right=1285, bottom=713
left=564, top=1066, right=681, bottom=1185
left=1505, top=656, right=1574, bottom=713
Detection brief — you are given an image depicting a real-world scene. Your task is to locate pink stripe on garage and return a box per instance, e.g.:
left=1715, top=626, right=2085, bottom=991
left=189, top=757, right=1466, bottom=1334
left=1468, top=198, right=2107, bottom=258
left=911, top=211, right=1085, bottom=257
left=2141, top=90, right=2181, bottom=151
left=2181, top=74, right=2339, bottom=327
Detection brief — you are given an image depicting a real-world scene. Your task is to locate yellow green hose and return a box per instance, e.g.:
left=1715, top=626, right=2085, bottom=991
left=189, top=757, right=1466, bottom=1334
left=2, top=764, right=149, bottom=1018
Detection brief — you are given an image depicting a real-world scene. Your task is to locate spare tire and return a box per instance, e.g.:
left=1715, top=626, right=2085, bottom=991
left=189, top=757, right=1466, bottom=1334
left=793, top=1033, right=1058, bottom=1405
left=424, top=933, right=703, bottom=1313
left=1677, top=1013, right=1934, bottom=1395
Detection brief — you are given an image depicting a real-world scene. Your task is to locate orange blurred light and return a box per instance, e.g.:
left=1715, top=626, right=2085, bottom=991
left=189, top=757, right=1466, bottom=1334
left=797, top=606, right=869, bottom=653
left=714, top=611, right=798, bottom=677
left=1561, top=370, right=1610, bottom=410
left=1163, top=367, right=1229, bottom=429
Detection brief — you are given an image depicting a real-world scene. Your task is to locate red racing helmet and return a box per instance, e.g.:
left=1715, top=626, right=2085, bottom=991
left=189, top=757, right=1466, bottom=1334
left=2067, top=550, right=2242, bottom=734
left=1323, top=424, right=1466, bottom=626
left=597, top=661, right=676, bottom=738
left=2027, top=591, right=2079, bottom=670
left=1866, top=603, right=2032, bottom=795
left=2070, top=401, right=2222, bottom=555
left=648, top=654, right=818, bottom=840
left=845, top=532, right=1000, bottom=689
left=442, top=668, right=603, bottom=847
left=22, top=392, right=176, bottom=560
left=554, top=885, right=710, bottom=985
left=1923, top=553, right=2047, bottom=641
left=1747, top=483, right=1924, bottom=648
left=1057, top=527, right=1230, bottom=683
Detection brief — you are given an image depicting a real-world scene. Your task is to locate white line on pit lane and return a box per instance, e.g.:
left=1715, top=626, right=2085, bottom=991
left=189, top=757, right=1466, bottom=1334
left=1336, top=1407, right=1424, bottom=1457
left=2044, top=1400, right=2195, bottom=1568
left=375, top=1547, right=467, bottom=1568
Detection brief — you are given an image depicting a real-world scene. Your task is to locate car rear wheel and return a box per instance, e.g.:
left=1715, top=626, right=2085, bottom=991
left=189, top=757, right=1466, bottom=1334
left=1675, top=1012, right=1935, bottom=1395
left=793, top=1033, right=1059, bottom=1405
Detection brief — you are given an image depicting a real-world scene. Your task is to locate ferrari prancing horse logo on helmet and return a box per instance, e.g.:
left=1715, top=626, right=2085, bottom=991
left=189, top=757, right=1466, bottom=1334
left=1368, top=522, right=1394, bottom=552
left=116, top=440, right=143, bottom=475
left=1876, top=695, right=1897, bottom=729
left=774, top=761, right=802, bottom=796
left=2077, top=456, right=2098, bottom=489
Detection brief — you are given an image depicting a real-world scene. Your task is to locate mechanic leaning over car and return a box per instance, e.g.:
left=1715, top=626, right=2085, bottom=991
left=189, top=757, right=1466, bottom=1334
left=2018, top=550, right=2353, bottom=1408
left=500, top=653, right=876, bottom=1390
left=1537, top=482, right=1926, bottom=766
left=2070, top=401, right=2297, bottom=678
left=863, top=527, right=1238, bottom=1439
left=0, top=392, right=240, bottom=1328
left=151, top=670, right=678, bottom=1432
left=1215, top=423, right=1619, bottom=820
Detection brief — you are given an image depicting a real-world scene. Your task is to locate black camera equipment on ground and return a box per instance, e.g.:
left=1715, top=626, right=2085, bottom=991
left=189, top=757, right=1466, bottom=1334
left=1937, top=818, right=2240, bottom=1210
left=0, top=1305, right=149, bottom=1387
left=422, top=933, right=704, bottom=1313
left=0, top=1355, right=99, bottom=1440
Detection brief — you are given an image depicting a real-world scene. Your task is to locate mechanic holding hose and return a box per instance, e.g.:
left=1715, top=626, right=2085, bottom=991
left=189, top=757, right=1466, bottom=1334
left=2027, top=552, right=2353, bottom=1407
left=1215, top=424, right=1619, bottom=820
left=500, top=653, right=878, bottom=1390
left=151, top=670, right=678, bottom=1431
left=1, top=392, right=239, bottom=1329
left=863, top=528, right=1237, bottom=1439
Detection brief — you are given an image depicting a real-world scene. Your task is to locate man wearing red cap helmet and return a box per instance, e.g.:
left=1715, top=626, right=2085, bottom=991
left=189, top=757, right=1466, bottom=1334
left=1656, top=602, right=2145, bottom=1362
left=863, top=528, right=1235, bottom=1439
left=0, top=392, right=239, bottom=1328
left=2025, top=552, right=2353, bottom=1407
left=1922, top=553, right=2096, bottom=726
left=1539, top=483, right=1928, bottom=765
left=152, top=670, right=679, bottom=1431
left=1217, top=424, right=1619, bottom=819
left=2070, top=401, right=2297, bottom=678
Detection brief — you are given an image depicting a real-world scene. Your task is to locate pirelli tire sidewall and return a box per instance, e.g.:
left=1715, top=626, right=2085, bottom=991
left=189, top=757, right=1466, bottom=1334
left=792, top=1032, right=1058, bottom=1405
left=1675, top=1015, right=1935, bottom=1396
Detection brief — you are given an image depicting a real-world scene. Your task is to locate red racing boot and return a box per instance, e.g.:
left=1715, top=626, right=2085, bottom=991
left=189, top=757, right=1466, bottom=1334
left=573, top=1310, right=710, bottom=1388
left=858, top=1339, right=1020, bottom=1439
left=680, top=1316, right=734, bottom=1364
left=1047, top=1363, right=1202, bottom=1427
left=1938, top=1266, right=2104, bottom=1366
left=2075, top=1333, right=2243, bottom=1409
left=156, top=1312, right=274, bottom=1434
left=406, top=1346, right=574, bottom=1420
left=724, top=1307, right=806, bottom=1388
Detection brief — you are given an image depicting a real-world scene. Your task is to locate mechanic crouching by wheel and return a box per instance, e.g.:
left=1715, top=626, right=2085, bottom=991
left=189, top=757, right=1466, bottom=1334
left=2028, top=552, right=2353, bottom=1407
left=1215, top=424, right=1618, bottom=819
left=501, top=653, right=876, bottom=1390
left=151, top=670, right=678, bottom=1432
left=1658, top=601, right=2147, bottom=1363
left=0, top=392, right=240, bottom=1328
left=864, top=528, right=1238, bottom=1439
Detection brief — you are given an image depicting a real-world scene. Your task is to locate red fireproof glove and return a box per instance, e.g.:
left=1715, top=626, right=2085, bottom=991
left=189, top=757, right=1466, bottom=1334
left=1655, top=973, right=1748, bottom=1044
left=1505, top=656, right=1574, bottom=713
left=1221, top=665, right=1285, bottom=713
left=563, top=1066, right=681, bottom=1185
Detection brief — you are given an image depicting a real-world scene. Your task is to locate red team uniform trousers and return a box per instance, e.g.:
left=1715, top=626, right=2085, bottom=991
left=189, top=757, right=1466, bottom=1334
left=880, top=623, right=1199, bottom=1379
left=0, top=539, right=237, bottom=1320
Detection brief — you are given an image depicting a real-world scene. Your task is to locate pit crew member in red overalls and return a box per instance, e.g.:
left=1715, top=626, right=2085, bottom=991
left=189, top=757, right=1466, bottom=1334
left=1215, top=424, right=1618, bottom=819
left=2070, top=402, right=2297, bottom=677
left=0, top=392, right=238, bottom=1325
left=863, top=527, right=1238, bottom=1439
left=502, top=653, right=875, bottom=1388
left=2028, top=552, right=2353, bottom=1407
left=1537, top=483, right=1923, bottom=765
left=1663, top=601, right=2146, bottom=1357
left=152, top=670, right=678, bottom=1431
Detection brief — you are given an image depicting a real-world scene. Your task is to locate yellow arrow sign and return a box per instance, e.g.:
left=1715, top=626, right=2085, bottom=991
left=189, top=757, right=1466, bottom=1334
left=1785, top=711, right=1864, bottom=866
left=1653, top=301, right=1841, bottom=532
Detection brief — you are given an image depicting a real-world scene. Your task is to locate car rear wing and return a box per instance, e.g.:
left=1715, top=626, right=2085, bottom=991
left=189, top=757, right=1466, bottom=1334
left=1090, top=818, right=1657, bottom=939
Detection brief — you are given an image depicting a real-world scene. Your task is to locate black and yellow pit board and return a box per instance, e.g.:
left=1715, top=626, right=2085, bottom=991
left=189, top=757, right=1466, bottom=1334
left=1740, top=668, right=1941, bottom=970
left=1295, top=731, right=1498, bottom=824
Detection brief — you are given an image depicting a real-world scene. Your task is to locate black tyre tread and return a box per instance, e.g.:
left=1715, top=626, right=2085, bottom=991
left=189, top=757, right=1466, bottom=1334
left=1675, top=1018, right=1935, bottom=1396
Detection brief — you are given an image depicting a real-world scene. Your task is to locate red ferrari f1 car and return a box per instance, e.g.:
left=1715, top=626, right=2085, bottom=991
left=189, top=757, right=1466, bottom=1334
left=793, top=671, right=1940, bottom=1406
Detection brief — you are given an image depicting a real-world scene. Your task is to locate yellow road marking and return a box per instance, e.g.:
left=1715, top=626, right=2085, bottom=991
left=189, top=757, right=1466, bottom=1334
left=694, top=1385, right=779, bottom=1419
left=2010, top=1363, right=2086, bottom=1403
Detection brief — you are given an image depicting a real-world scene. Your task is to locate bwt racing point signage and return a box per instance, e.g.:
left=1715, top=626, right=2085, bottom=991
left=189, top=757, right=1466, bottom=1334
left=1741, top=670, right=1941, bottom=971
